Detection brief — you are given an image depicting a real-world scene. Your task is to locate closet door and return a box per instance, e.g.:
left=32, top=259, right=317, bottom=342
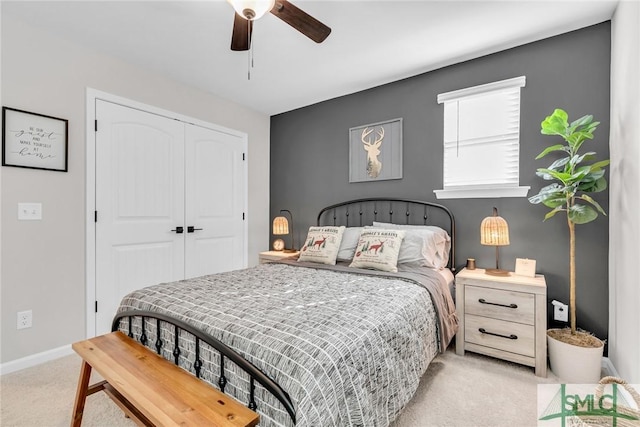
left=184, top=124, right=246, bottom=278
left=93, top=100, right=247, bottom=335
left=95, top=100, right=185, bottom=335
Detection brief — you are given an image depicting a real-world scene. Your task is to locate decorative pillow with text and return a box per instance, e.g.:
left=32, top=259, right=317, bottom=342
left=298, top=226, right=346, bottom=265
left=349, top=229, right=406, bottom=272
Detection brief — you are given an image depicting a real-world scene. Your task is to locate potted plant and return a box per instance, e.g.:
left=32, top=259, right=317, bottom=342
left=529, top=108, right=608, bottom=383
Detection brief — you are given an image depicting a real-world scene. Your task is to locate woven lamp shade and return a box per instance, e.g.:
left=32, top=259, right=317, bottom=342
left=480, top=210, right=510, bottom=246
left=272, top=216, right=289, bottom=235
left=480, top=207, right=510, bottom=276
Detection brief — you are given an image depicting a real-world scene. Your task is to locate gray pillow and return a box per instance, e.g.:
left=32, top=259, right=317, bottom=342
left=371, top=222, right=451, bottom=269
left=336, top=227, right=364, bottom=261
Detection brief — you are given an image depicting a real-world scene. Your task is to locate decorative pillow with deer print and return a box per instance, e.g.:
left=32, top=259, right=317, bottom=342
left=349, top=229, right=406, bottom=272
left=298, top=226, right=346, bottom=265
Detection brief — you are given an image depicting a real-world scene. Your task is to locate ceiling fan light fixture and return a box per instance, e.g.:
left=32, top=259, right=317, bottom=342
left=228, top=0, right=275, bottom=20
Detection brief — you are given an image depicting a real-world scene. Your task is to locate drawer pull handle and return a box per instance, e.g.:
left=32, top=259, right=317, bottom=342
left=478, top=298, right=517, bottom=309
left=479, top=328, right=518, bottom=340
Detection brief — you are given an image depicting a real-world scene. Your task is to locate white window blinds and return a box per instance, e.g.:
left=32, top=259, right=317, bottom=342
left=434, top=76, right=529, bottom=199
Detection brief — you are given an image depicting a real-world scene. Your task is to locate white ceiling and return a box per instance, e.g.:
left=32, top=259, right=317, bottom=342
left=3, top=0, right=618, bottom=116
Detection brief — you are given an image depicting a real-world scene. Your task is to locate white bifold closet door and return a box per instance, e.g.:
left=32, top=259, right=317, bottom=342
left=184, top=124, right=245, bottom=278
left=94, top=100, right=245, bottom=335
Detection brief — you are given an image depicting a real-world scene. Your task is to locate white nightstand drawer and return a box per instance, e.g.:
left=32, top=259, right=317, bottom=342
left=465, top=314, right=535, bottom=357
left=465, top=285, right=535, bottom=325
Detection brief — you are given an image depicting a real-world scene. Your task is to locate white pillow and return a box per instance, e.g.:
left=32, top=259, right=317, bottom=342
left=336, top=227, right=365, bottom=261
left=349, top=229, right=406, bottom=272
left=371, top=222, right=451, bottom=269
left=298, top=226, right=345, bottom=265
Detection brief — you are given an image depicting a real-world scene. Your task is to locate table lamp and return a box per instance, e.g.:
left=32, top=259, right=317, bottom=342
left=272, top=209, right=296, bottom=252
left=480, top=207, right=510, bottom=276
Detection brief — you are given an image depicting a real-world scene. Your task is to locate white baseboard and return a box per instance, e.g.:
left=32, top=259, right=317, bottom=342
left=602, top=356, right=620, bottom=378
left=0, top=344, right=73, bottom=376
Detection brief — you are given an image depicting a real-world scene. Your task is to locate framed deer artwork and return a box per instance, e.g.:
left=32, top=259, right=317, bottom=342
left=348, top=118, right=402, bottom=182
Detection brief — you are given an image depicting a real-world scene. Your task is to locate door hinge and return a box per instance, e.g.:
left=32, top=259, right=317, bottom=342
left=95, top=211, right=98, bottom=223
left=95, top=301, right=98, bottom=313
left=242, top=152, right=246, bottom=161
left=95, top=120, right=98, bottom=132
left=242, top=212, right=245, bottom=220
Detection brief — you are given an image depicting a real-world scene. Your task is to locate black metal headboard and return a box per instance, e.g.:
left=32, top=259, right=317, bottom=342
left=317, top=198, right=456, bottom=271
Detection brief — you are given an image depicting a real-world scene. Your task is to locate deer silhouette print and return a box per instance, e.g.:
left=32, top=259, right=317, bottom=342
left=361, top=126, right=384, bottom=178
left=365, top=240, right=386, bottom=254
left=311, top=236, right=327, bottom=249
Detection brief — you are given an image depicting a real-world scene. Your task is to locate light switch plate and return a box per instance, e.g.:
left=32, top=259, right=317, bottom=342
left=18, top=203, right=42, bottom=220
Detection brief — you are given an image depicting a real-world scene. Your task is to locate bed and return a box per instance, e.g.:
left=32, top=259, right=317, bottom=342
left=112, top=198, right=458, bottom=426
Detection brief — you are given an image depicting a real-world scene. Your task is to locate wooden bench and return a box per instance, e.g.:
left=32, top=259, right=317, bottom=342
left=71, top=331, right=259, bottom=427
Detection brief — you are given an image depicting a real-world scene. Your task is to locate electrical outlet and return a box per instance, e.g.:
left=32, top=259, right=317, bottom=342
left=17, top=310, right=32, bottom=330
left=552, top=300, right=569, bottom=322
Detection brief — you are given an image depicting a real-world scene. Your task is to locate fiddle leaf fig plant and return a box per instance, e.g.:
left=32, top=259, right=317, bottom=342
left=528, top=108, right=609, bottom=336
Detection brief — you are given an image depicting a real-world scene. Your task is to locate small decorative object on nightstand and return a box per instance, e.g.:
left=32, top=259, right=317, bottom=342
left=515, top=258, right=537, bottom=277
left=455, top=267, right=547, bottom=377
left=272, top=238, right=285, bottom=251
left=259, top=251, right=299, bottom=264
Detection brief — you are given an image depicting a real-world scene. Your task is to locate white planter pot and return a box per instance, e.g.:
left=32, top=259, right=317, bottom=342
left=547, top=329, right=604, bottom=383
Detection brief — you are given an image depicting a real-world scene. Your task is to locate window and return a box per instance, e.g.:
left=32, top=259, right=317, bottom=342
left=434, top=76, right=529, bottom=199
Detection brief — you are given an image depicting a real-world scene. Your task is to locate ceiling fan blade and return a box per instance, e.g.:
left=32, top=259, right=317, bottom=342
left=270, top=0, right=331, bottom=44
left=231, top=13, right=253, bottom=51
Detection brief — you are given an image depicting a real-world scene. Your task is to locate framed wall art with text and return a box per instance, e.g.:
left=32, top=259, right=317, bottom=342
left=2, top=107, right=68, bottom=172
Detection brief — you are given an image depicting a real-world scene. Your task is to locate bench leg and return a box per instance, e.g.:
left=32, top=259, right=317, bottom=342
left=71, top=361, right=92, bottom=427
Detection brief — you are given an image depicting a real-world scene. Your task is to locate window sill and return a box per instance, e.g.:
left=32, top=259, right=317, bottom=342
left=434, top=186, right=530, bottom=199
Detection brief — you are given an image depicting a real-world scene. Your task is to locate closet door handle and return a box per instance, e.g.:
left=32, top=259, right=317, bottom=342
left=187, top=226, right=203, bottom=233
left=171, top=226, right=184, bottom=234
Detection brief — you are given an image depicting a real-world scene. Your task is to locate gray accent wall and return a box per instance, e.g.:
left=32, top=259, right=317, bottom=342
left=270, top=23, right=611, bottom=344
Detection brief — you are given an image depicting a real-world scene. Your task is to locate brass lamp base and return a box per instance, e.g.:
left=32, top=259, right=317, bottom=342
left=484, top=268, right=510, bottom=277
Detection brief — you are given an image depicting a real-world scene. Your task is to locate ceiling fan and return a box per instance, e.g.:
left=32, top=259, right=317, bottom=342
left=228, top=0, right=331, bottom=51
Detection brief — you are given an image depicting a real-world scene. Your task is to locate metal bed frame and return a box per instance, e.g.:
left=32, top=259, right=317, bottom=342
left=111, top=310, right=297, bottom=423
left=317, top=197, right=455, bottom=271
left=112, top=198, right=455, bottom=425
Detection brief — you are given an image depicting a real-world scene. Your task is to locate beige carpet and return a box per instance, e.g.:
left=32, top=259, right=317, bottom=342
left=1, top=348, right=558, bottom=426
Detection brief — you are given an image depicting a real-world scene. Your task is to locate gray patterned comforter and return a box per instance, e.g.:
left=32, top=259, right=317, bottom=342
left=117, top=261, right=457, bottom=426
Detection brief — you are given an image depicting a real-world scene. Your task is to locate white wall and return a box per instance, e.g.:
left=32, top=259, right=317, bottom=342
left=609, top=0, right=640, bottom=383
left=1, top=16, right=270, bottom=364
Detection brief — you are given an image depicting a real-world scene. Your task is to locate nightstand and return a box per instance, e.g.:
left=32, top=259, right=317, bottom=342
left=455, top=268, right=547, bottom=377
left=258, top=251, right=299, bottom=264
